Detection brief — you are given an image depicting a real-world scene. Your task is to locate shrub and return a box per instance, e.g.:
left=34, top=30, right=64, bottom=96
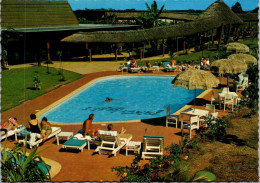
left=1, top=139, right=51, bottom=182
left=206, top=118, right=228, bottom=140
left=33, top=71, right=41, bottom=90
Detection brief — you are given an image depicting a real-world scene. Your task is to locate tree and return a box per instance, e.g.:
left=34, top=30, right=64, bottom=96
left=231, top=2, right=243, bottom=13
left=101, top=11, right=117, bottom=24
left=135, top=0, right=165, bottom=28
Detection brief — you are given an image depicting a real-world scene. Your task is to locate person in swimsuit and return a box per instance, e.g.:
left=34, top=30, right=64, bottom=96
left=1, top=117, right=19, bottom=135
left=40, top=117, right=52, bottom=141
left=83, top=114, right=99, bottom=137
left=28, top=113, right=41, bottom=134
left=105, top=97, right=113, bottom=102
left=107, top=124, right=126, bottom=138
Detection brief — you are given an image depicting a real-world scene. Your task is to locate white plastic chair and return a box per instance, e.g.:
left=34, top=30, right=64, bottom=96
left=224, top=94, right=234, bottom=111
left=211, top=90, right=221, bottom=108
left=221, top=87, right=229, bottom=93
left=206, top=104, right=215, bottom=113
left=166, top=105, right=179, bottom=128
left=183, top=115, right=199, bottom=138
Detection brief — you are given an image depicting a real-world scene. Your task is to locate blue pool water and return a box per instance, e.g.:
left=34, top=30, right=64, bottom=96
left=40, top=76, right=203, bottom=123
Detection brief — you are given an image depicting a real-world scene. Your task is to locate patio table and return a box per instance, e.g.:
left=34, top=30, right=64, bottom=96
left=180, top=108, right=209, bottom=136
left=218, top=92, right=238, bottom=105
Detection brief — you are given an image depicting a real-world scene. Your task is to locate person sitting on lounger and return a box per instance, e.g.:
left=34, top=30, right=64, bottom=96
left=170, top=60, right=176, bottom=66
left=107, top=124, right=126, bottom=138
left=40, top=117, right=52, bottom=141
left=1, top=117, right=19, bottom=135
left=146, top=61, right=152, bottom=69
left=130, top=58, right=138, bottom=68
left=29, top=113, right=41, bottom=134
left=83, top=114, right=99, bottom=138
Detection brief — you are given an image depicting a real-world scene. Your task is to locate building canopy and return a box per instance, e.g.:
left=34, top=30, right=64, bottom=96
left=61, top=0, right=243, bottom=44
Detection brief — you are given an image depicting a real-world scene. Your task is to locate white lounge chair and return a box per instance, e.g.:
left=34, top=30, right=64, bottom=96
left=166, top=105, right=179, bottom=128
left=19, top=127, right=61, bottom=149
left=163, top=61, right=176, bottom=72
left=61, top=130, right=96, bottom=152
left=1, top=125, right=26, bottom=141
left=127, top=61, right=141, bottom=73
left=142, top=135, right=164, bottom=160
left=95, top=130, right=132, bottom=156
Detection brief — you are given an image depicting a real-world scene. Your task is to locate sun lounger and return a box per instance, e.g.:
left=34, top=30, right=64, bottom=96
left=127, top=61, right=141, bottom=73
left=95, top=130, right=132, bottom=156
left=142, top=135, right=164, bottom=160
left=62, top=130, right=93, bottom=152
left=163, top=61, right=176, bottom=72
left=18, top=127, right=61, bottom=149
left=1, top=125, right=26, bottom=141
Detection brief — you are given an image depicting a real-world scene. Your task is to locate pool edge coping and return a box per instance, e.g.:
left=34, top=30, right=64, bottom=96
left=36, top=74, right=212, bottom=125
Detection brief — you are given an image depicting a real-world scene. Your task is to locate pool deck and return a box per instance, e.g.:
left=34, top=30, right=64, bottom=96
left=1, top=68, right=242, bottom=181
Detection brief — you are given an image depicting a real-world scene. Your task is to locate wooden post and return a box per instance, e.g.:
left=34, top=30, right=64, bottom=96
left=162, top=39, right=165, bottom=57
left=47, top=41, right=50, bottom=60
left=217, top=24, right=224, bottom=50
left=89, top=48, right=92, bottom=62
left=115, top=43, right=120, bottom=62
left=139, top=47, right=142, bottom=61
left=115, top=48, right=118, bottom=62
left=183, top=39, right=186, bottom=54
left=211, top=29, right=214, bottom=46
left=176, top=37, right=178, bottom=54
left=85, top=43, right=88, bottom=62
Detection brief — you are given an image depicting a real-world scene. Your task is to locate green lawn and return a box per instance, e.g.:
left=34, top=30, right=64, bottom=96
left=1, top=66, right=83, bottom=112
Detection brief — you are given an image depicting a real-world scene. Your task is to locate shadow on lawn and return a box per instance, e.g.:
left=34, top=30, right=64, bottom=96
left=218, top=134, right=246, bottom=146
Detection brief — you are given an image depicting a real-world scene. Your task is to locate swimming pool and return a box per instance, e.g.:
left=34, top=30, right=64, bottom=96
left=40, top=76, right=203, bottom=123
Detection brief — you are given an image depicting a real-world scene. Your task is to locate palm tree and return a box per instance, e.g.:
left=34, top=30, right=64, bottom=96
left=135, top=0, right=165, bottom=28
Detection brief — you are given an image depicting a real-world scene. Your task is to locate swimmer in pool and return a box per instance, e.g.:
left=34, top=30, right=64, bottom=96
left=105, top=97, right=113, bottom=102
left=105, top=97, right=122, bottom=102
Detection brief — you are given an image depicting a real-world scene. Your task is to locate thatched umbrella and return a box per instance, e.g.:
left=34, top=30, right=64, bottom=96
left=226, top=42, right=250, bottom=53
left=211, top=58, right=248, bottom=86
left=228, top=53, right=257, bottom=65
left=172, top=70, right=219, bottom=105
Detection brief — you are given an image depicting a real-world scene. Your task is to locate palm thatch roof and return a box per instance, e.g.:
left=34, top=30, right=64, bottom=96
left=197, top=0, right=243, bottom=25
left=112, top=11, right=198, bottom=21
left=211, top=59, right=248, bottom=74
left=172, top=70, right=219, bottom=90
left=228, top=53, right=257, bottom=65
left=226, top=42, right=250, bottom=53
left=61, top=16, right=231, bottom=43
left=1, top=0, right=78, bottom=29
left=237, top=13, right=258, bottom=22
left=61, top=0, right=243, bottom=44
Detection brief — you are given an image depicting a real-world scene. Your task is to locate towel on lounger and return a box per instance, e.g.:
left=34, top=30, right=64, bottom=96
left=73, top=133, right=92, bottom=140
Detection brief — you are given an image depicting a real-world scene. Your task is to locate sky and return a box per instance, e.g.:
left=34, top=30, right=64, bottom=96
left=67, top=0, right=258, bottom=11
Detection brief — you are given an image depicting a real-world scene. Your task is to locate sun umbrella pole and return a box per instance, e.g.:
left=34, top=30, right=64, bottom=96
left=194, top=87, right=197, bottom=106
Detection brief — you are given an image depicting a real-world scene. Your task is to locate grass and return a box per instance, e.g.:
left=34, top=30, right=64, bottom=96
left=238, top=37, right=259, bottom=49
left=1, top=66, right=83, bottom=112
left=186, top=108, right=259, bottom=181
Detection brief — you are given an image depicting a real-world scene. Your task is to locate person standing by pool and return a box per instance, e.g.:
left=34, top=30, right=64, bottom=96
left=40, top=117, right=52, bottom=141
left=83, top=114, right=99, bottom=137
